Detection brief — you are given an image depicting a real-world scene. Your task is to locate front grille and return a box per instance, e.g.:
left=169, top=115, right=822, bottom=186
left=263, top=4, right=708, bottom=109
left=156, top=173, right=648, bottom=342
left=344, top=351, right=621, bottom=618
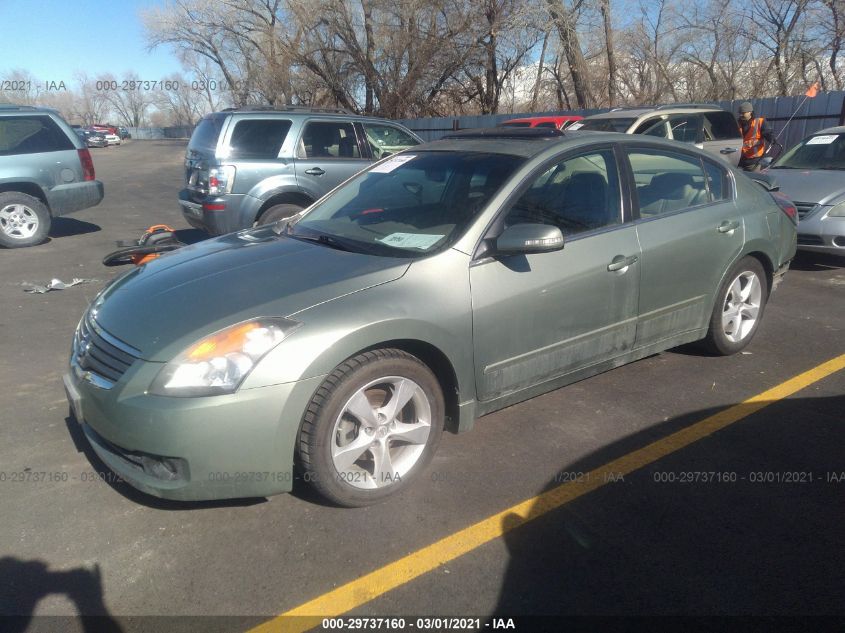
left=73, top=314, right=141, bottom=386
left=794, top=202, right=817, bottom=220
left=797, top=234, right=824, bottom=246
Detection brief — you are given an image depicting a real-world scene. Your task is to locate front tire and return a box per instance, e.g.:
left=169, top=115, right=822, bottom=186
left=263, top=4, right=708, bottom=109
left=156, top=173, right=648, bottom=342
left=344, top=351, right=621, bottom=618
left=0, top=192, right=51, bottom=248
left=702, top=256, right=768, bottom=355
left=298, top=349, right=445, bottom=507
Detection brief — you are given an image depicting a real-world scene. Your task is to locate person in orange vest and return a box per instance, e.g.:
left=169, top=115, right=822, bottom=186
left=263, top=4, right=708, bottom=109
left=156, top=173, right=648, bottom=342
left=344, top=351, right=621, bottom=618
left=737, top=101, right=773, bottom=171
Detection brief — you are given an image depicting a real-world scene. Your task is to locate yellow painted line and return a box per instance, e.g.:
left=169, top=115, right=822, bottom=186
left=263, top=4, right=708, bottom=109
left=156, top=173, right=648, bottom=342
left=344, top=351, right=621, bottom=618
left=250, top=353, right=845, bottom=633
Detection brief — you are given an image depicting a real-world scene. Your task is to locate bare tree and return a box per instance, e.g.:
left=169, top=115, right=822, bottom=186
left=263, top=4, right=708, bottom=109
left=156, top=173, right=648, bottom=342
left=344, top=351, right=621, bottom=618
left=545, top=0, right=593, bottom=108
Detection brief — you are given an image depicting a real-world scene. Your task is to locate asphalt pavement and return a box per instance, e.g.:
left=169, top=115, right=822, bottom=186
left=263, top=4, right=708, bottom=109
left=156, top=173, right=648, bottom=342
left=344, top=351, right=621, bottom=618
left=0, top=140, right=843, bottom=632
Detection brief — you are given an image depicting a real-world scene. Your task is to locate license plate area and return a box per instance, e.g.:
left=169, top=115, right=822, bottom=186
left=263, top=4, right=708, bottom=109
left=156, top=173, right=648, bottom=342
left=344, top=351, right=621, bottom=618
left=63, top=373, right=84, bottom=423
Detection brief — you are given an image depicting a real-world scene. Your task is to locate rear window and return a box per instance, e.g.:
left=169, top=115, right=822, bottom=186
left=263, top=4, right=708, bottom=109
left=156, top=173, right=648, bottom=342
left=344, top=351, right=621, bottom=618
left=188, top=116, right=225, bottom=152
left=704, top=111, right=741, bottom=141
left=228, top=119, right=291, bottom=159
left=0, top=116, right=74, bottom=155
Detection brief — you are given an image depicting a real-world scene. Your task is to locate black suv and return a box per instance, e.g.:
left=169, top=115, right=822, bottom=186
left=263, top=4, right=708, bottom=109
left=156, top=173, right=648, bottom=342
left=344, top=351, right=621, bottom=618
left=0, top=104, right=104, bottom=248
left=179, top=106, right=422, bottom=235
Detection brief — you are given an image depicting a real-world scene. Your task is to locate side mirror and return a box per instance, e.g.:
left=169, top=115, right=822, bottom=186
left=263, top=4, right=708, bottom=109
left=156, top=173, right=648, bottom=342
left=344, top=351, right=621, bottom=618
left=496, top=223, right=564, bottom=255
left=759, top=156, right=774, bottom=169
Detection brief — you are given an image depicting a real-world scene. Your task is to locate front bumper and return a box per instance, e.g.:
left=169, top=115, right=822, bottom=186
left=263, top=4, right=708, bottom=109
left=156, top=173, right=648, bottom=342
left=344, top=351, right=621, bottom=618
left=64, top=357, right=325, bottom=501
left=797, top=210, right=845, bottom=256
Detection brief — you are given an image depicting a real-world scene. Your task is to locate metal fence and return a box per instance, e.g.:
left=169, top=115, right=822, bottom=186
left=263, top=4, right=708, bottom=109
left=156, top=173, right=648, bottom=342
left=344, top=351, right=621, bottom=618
left=127, top=126, right=193, bottom=140
left=398, top=91, right=845, bottom=151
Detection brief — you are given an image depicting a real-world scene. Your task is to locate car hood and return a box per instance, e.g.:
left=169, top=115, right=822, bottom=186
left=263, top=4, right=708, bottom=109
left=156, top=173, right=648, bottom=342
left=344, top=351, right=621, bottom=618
left=93, top=229, right=410, bottom=361
left=762, top=168, right=845, bottom=205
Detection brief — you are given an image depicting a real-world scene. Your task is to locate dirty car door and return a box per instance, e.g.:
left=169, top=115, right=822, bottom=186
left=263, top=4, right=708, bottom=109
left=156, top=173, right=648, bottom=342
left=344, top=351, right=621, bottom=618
left=471, top=147, right=640, bottom=401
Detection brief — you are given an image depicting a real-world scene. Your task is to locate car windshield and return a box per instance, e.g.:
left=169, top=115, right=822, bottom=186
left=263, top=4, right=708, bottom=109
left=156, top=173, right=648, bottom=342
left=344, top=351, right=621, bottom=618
left=291, top=151, right=523, bottom=257
left=570, top=118, right=635, bottom=132
left=772, top=133, right=845, bottom=170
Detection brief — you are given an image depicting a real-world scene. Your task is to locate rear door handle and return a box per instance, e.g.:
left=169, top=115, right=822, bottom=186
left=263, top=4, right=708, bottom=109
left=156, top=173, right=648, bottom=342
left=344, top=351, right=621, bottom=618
left=304, top=167, right=325, bottom=176
left=720, top=148, right=738, bottom=154
left=607, top=254, right=639, bottom=272
left=717, top=220, right=741, bottom=233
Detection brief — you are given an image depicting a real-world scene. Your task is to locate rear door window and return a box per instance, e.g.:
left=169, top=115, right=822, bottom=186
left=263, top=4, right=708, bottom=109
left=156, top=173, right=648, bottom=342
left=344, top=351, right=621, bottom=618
left=0, top=116, right=74, bottom=154
left=299, top=121, right=361, bottom=159
left=228, top=119, right=291, bottom=159
left=704, top=111, right=741, bottom=140
left=627, top=149, right=711, bottom=217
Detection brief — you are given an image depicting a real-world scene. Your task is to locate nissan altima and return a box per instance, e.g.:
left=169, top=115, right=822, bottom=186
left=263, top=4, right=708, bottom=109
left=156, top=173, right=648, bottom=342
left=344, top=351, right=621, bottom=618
left=64, top=128, right=797, bottom=506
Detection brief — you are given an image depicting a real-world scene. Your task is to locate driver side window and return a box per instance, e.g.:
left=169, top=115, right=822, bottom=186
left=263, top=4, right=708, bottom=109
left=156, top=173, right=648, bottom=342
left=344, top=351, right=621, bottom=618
left=505, top=149, right=622, bottom=235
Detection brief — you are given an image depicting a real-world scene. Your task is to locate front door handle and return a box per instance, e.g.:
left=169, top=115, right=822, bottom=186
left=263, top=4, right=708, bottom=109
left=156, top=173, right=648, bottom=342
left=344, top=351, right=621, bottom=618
left=720, top=147, right=738, bottom=154
left=607, top=254, right=639, bottom=272
left=305, top=167, right=325, bottom=176
left=717, top=220, right=741, bottom=233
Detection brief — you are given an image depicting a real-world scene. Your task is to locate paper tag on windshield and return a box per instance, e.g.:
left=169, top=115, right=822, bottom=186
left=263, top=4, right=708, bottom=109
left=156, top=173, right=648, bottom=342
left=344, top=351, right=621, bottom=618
left=806, top=135, right=838, bottom=145
left=378, top=232, right=444, bottom=249
left=567, top=122, right=584, bottom=130
left=370, top=154, right=416, bottom=173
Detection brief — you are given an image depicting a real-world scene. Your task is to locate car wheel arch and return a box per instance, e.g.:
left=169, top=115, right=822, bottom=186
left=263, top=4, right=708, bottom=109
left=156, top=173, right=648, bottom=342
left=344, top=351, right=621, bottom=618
left=704, top=247, right=776, bottom=323
left=0, top=182, right=50, bottom=210
left=256, top=191, right=313, bottom=223
left=288, top=334, right=467, bottom=436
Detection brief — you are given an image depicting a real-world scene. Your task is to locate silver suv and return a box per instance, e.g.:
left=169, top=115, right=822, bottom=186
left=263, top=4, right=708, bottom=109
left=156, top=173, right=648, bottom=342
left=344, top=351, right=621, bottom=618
left=179, top=106, right=422, bottom=235
left=0, top=104, right=104, bottom=248
left=570, top=104, right=743, bottom=166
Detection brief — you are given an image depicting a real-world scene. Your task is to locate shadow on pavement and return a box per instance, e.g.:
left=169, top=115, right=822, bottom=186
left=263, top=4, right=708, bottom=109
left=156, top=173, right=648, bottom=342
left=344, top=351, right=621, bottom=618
left=790, top=251, right=844, bottom=271
left=49, top=218, right=101, bottom=239
left=494, top=394, right=845, bottom=623
left=173, top=228, right=208, bottom=245
left=0, top=557, right=122, bottom=632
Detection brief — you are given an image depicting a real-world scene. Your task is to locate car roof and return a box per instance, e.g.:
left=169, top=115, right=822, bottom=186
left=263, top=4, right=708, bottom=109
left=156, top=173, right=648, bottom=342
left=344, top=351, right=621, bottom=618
left=204, top=107, right=405, bottom=124
left=504, top=115, right=582, bottom=124
left=584, top=104, right=725, bottom=120
left=417, top=128, right=631, bottom=158
left=0, top=104, right=62, bottom=116
left=813, top=126, right=845, bottom=136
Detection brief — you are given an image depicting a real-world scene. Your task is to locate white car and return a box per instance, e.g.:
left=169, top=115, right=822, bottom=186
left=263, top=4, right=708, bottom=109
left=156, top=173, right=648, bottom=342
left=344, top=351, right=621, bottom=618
left=102, top=132, right=121, bottom=146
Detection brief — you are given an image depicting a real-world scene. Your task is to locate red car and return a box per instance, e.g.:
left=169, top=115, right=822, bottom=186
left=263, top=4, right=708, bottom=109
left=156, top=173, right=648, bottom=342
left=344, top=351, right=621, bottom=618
left=499, top=115, right=583, bottom=131
left=91, top=124, right=118, bottom=135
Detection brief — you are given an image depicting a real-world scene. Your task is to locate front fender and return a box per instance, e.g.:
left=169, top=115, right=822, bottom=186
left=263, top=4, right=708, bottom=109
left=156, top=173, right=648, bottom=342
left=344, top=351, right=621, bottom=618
left=243, top=249, right=477, bottom=407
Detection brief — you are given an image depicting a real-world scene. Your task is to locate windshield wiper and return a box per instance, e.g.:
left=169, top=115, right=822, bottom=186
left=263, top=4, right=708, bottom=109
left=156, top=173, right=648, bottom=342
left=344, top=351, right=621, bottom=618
left=290, top=232, right=354, bottom=252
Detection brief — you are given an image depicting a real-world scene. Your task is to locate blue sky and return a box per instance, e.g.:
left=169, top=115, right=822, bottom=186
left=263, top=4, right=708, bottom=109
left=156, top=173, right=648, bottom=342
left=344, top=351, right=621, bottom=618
left=0, top=0, right=183, bottom=84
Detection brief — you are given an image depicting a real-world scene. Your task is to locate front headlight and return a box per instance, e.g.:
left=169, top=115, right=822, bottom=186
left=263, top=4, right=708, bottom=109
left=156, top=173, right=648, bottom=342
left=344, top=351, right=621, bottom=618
left=149, top=318, right=301, bottom=397
left=827, top=201, right=845, bottom=217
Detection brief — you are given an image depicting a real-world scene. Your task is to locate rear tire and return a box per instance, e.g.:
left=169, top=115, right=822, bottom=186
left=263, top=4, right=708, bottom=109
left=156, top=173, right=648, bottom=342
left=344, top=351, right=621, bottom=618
left=298, top=349, right=445, bottom=507
left=0, top=192, right=51, bottom=248
left=701, top=256, right=768, bottom=355
left=257, top=203, right=305, bottom=226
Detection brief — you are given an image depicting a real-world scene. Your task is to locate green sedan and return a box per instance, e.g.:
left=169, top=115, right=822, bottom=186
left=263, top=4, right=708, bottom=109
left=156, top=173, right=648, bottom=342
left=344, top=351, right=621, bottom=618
left=64, top=128, right=797, bottom=506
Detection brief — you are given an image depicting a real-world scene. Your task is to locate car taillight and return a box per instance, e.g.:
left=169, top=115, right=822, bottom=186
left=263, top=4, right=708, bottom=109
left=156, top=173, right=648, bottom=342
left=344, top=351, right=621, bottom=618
left=77, top=148, right=95, bottom=181
left=208, top=166, right=236, bottom=195
left=770, top=191, right=797, bottom=224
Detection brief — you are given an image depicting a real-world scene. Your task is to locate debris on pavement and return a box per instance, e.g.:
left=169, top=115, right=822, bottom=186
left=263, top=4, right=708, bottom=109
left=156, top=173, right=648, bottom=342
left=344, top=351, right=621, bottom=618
left=21, top=278, right=98, bottom=294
